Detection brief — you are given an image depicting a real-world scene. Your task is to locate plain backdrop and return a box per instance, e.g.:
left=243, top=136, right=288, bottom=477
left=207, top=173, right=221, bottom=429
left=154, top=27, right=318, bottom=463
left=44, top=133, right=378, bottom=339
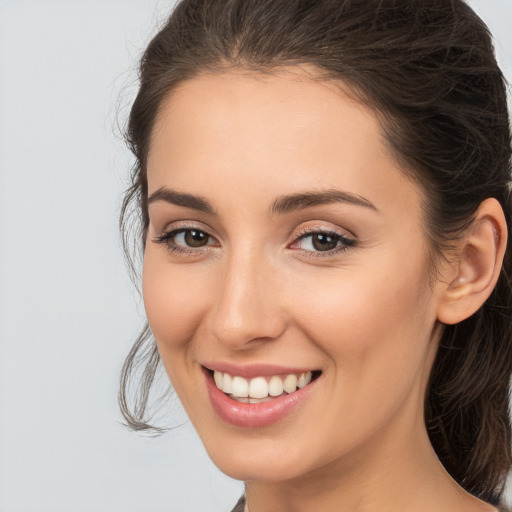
left=0, top=1, right=511, bottom=511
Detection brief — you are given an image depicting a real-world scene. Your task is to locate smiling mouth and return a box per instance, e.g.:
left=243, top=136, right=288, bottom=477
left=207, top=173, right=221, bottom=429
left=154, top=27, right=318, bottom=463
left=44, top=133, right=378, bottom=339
left=209, top=369, right=322, bottom=403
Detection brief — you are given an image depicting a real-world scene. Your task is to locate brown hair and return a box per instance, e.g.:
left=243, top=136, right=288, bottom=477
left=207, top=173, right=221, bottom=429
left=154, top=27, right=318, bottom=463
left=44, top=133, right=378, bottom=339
left=119, top=0, right=512, bottom=504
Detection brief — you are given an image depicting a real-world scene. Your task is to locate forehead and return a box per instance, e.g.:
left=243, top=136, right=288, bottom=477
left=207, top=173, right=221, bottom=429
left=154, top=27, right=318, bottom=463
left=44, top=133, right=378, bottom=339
left=147, top=68, right=422, bottom=218
left=149, top=69, right=381, bottom=172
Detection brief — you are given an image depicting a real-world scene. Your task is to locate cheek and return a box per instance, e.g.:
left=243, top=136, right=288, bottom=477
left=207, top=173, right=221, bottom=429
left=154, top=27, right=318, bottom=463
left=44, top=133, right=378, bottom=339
left=142, top=248, right=209, bottom=360
left=292, top=255, right=435, bottom=387
left=287, top=261, right=437, bottom=448
left=142, top=248, right=218, bottom=421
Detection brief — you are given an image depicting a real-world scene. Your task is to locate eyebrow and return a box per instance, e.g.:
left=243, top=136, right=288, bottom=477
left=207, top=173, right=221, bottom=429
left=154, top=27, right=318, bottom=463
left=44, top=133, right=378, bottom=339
left=147, top=187, right=215, bottom=214
left=270, top=189, right=378, bottom=215
left=147, top=187, right=378, bottom=216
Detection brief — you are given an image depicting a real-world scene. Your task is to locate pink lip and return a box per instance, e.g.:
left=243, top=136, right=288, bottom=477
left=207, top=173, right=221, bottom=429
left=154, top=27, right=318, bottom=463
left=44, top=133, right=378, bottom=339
left=203, top=367, right=319, bottom=428
left=202, top=361, right=315, bottom=379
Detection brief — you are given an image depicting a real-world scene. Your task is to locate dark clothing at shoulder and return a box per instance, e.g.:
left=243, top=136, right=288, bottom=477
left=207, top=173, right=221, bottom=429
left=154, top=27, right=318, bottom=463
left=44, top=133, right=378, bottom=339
left=231, top=496, right=245, bottom=512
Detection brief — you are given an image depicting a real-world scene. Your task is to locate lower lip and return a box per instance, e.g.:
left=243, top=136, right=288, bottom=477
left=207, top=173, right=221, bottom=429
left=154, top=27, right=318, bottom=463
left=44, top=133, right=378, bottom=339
left=204, top=369, right=319, bottom=428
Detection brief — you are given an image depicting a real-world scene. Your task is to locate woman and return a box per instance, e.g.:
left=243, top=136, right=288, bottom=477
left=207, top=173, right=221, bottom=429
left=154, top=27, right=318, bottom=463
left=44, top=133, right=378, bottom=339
left=119, top=0, right=512, bottom=510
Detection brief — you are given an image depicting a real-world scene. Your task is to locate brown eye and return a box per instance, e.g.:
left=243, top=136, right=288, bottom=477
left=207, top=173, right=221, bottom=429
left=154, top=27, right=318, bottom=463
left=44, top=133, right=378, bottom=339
left=311, top=233, right=339, bottom=251
left=183, top=229, right=210, bottom=247
left=154, top=228, right=215, bottom=251
left=292, top=230, right=356, bottom=254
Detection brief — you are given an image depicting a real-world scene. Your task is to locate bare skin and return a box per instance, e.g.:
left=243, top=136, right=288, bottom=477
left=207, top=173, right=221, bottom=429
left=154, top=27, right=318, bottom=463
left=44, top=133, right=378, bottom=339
left=143, top=68, right=505, bottom=512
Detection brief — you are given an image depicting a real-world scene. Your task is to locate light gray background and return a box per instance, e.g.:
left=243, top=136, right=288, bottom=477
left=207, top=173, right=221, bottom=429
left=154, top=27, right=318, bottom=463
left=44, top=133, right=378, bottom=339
left=0, top=1, right=511, bottom=511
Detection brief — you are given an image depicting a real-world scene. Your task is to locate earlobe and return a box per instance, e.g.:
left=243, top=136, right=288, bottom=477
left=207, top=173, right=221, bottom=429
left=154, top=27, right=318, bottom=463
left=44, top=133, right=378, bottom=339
left=437, top=198, right=507, bottom=325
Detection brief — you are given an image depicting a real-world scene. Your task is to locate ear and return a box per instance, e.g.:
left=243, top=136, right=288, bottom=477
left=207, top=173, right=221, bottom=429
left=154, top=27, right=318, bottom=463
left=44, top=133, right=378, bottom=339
left=437, top=198, right=507, bottom=325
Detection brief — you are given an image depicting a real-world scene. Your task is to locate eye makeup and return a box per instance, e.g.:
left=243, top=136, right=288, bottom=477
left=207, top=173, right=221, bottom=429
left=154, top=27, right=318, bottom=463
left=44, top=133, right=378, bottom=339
left=153, top=222, right=357, bottom=259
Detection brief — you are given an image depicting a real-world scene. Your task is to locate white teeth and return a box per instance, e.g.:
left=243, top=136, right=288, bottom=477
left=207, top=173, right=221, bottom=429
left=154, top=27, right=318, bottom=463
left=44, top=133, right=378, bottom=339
left=283, top=374, right=298, bottom=393
left=213, top=370, right=314, bottom=399
left=298, top=372, right=312, bottom=388
left=268, top=375, right=284, bottom=397
left=223, top=373, right=233, bottom=394
left=249, top=377, right=268, bottom=399
left=232, top=376, right=249, bottom=397
left=213, top=371, right=223, bottom=389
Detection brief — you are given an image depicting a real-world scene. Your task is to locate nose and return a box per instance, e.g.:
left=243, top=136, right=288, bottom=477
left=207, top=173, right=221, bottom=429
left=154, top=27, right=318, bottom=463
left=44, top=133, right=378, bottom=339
left=206, top=249, right=287, bottom=349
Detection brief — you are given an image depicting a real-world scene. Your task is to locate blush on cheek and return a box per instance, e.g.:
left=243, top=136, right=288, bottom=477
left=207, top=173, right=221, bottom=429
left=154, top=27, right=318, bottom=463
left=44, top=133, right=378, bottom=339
left=298, top=265, right=432, bottom=367
left=144, top=293, right=193, bottom=349
left=142, top=257, right=199, bottom=349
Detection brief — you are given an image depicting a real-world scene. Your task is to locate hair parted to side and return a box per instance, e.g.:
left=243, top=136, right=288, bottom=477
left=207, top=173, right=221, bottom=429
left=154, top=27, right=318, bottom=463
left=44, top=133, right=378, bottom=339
left=119, top=0, right=512, bottom=504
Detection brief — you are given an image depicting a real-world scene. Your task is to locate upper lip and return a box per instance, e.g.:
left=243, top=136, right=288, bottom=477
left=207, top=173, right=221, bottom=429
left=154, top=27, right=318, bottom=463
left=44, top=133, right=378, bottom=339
left=202, top=362, right=318, bottom=379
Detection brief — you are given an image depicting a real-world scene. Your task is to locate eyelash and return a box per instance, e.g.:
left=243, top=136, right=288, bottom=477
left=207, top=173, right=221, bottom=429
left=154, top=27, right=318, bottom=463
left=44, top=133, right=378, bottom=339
left=153, top=225, right=356, bottom=258
left=153, top=225, right=216, bottom=255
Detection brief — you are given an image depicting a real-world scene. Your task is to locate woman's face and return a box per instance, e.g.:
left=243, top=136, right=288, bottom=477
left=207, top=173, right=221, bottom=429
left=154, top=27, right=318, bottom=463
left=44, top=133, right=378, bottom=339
left=143, top=69, right=446, bottom=482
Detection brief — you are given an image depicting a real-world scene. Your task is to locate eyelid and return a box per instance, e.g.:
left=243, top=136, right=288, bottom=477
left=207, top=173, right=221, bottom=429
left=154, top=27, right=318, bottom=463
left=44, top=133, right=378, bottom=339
left=154, top=219, right=217, bottom=240
left=291, top=221, right=356, bottom=244
left=293, top=223, right=354, bottom=239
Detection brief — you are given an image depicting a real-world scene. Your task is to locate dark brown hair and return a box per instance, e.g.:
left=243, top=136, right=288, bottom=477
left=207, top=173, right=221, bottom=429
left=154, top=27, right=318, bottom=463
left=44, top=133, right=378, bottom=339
left=119, top=0, right=512, bottom=504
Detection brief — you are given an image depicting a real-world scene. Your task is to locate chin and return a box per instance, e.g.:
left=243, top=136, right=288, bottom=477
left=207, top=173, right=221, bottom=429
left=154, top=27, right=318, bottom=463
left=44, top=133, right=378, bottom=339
left=198, top=430, right=325, bottom=483
left=213, top=454, right=309, bottom=483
